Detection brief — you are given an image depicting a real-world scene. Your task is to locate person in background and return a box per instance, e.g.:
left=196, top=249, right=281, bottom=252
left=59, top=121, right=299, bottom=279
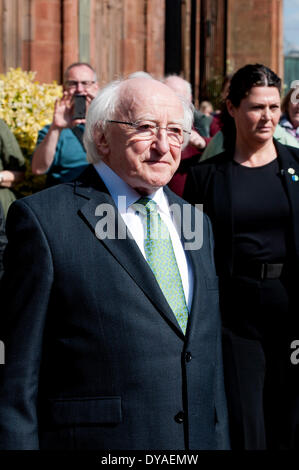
left=201, top=75, right=299, bottom=162
left=201, top=118, right=299, bottom=162
left=163, top=75, right=211, bottom=196
left=280, top=85, right=299, bottom=143
left=0, top=119, right=25, bottom=217
left=163, top=75, right=212, bottom=141
left=31, top=62, right=99, bottom=186
left=199, top=100, right=214, bottom=117
left=0, top=75, right=229, bottom=450
left=184, top=63, right=299, bottom=450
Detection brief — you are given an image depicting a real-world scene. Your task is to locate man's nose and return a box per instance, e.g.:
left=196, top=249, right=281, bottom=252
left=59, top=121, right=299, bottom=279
left=152, top=128, right=170, bottom=154
left=75, top=82, right=85, bottom=93
left=262, top=107, right=271, bottom=120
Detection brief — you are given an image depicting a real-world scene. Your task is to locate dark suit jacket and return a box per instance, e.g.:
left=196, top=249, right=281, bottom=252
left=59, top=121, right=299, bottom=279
left=0, top=202, right=6, bottom=279
left=0, top=165, right=229, bottom=450
left=184, top=139, right=299, bottom=279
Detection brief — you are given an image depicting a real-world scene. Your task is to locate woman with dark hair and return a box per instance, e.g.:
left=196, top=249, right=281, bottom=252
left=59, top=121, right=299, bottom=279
left=280, top=86, right=299, bottom=143
left=184, top=64, right=299, bottom=449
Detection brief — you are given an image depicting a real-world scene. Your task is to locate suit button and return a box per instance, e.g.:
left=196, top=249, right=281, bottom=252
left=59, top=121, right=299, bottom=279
left=174, top=411, right=184, bottom=423
left=185, top=352, right=192, bottom=362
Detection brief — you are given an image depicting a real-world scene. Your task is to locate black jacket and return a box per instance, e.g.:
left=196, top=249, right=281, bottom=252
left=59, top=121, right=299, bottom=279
left=184, top=139, right=299, bottom=279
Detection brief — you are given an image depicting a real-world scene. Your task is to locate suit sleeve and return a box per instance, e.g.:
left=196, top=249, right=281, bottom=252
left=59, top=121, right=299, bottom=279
left=0, top=119, right=25, bottom=171
left=205, top=214, right=231, bottom=449
left=183, top=167, right=199, bottom=205
left=0, top=202, right=7, bottom=279
left=183, top=163, right=208, bottom=207
left=0, top=200, right=54, bottom=449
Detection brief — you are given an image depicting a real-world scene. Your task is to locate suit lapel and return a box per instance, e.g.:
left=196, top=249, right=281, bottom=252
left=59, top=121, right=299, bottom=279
left=213, top=157, right=234, bottom=276
left=75, top=166, right=185, bottom=338
left=275, top=141, right=299, bottom=257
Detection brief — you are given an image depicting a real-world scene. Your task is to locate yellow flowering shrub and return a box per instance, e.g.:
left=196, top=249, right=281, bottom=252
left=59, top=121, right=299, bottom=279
left=0, top=67, right=62, bottom=155
left=0, top=67, right=62, bottom=195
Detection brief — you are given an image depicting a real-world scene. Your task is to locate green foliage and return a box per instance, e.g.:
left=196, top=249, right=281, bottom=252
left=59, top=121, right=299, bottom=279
left=205, top=75, right=224, bottom=110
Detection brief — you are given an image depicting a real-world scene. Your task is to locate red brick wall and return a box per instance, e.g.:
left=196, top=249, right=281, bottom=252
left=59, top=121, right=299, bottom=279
left=227, top=0, right=283, bottom=77
left=62, top=0, right=79, bottom=74
left=146, top=0, right=165, bottom=78
left=30, top=0, right=62, bottom=82
left=0, top=0, right=283, bottom=87
left=25, top=0, right=80, bottom=83
left=91, top=0, right=165, bottom=86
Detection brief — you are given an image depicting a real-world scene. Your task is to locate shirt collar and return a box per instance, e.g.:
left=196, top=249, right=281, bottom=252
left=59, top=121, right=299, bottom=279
left=93, top=161, right=169, bottom=215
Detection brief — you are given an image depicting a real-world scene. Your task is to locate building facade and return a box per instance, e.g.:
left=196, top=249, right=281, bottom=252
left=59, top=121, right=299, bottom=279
left=0, top=0, right=283, bottom=105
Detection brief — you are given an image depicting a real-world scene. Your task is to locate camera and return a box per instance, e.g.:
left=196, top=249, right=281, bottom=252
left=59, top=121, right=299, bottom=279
left=72, top=95, right=86, bottom=120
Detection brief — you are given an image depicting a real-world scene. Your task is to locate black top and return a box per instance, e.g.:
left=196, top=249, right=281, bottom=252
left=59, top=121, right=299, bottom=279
left=231, top=158, right=290, bottom=263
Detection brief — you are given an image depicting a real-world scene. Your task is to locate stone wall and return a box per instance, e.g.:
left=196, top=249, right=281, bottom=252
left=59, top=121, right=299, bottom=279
left=227, top=0, right=283, bottom=77
left=0, top=0, right=284, bottom=88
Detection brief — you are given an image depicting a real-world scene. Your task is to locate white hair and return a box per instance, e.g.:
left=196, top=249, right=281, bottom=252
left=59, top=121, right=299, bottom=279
left=84, top=77, right=194, bottom=164
left=127, top=71, right=153, bottom=79
left=163, top=75, right=193, bottom=103
left=84, top=80, right=122, bottom=164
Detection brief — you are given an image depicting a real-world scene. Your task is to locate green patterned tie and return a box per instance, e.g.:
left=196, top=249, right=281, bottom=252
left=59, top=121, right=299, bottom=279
left=134, top=197, right=189, bottom=334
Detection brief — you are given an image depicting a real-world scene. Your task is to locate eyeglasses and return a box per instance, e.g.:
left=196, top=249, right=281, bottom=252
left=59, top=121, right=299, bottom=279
left=106, top=120, right=190, bottom=145
left=65, top=80, right=96, bottom=89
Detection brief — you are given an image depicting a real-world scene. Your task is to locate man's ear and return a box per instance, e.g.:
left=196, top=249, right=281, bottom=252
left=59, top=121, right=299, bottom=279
left=226, top=99, right=235, bottom=118
left=94, top=127, right=110, bottom=156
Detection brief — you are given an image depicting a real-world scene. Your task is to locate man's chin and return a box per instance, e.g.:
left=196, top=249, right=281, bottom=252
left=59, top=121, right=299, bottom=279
left=129, top=167, right=177, bottom=194
left=133, top=178, right=172, bottom=195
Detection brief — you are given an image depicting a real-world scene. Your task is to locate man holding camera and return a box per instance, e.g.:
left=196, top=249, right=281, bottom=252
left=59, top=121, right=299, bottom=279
left=31, top=62, right=99, bottom=186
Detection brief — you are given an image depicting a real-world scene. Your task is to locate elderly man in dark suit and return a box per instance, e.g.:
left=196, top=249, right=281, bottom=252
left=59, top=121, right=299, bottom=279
left=0, top=76, right=229, bottom=450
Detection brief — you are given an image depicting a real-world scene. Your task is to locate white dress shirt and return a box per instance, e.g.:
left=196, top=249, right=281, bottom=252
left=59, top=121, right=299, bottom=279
left=94, top=161, right=194, bottom=310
